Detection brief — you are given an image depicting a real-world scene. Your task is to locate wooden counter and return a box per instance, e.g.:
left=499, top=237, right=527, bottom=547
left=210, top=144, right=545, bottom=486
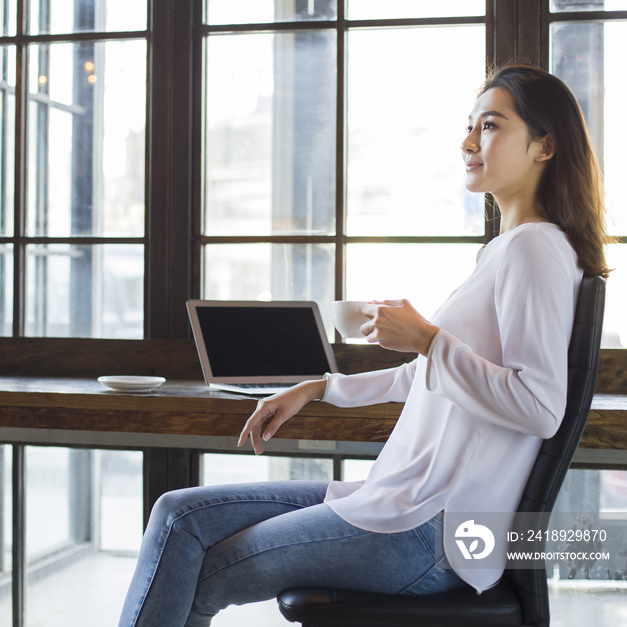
left=1, top=338, right=627, bottom=450
left=0, top=376, right=625, bottom=450
left=0, top=377, right=399, bottom=444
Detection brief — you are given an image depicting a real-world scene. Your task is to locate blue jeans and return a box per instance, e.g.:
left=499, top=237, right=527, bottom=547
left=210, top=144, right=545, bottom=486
left=118, top=481, right=467, bottom=627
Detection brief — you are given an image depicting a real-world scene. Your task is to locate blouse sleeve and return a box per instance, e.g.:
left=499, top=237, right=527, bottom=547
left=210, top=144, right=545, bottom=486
left=322, top=360, right=418, bottom=408
left=426, top=227, right=580, bottom=439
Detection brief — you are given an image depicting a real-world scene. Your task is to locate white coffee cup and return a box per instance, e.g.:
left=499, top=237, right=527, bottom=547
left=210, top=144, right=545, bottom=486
left=331, top=300, right=370, bottom=338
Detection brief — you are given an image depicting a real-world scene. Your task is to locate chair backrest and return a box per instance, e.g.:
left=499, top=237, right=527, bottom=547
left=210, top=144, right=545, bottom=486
left=505, top=275, right=605, bottom=627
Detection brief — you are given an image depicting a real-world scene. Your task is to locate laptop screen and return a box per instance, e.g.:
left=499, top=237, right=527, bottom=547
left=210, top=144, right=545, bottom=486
left=196, top=306, right=332, bottom=377
left=187, top=301, right=337, bottom=386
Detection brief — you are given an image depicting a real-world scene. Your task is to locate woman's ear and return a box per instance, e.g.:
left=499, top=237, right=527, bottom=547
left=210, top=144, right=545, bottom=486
left=535, top=134, right=556, bottom=162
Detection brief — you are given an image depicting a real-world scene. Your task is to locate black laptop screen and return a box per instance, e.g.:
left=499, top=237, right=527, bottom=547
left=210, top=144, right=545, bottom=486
left=196, top=306, right=332, bottom=377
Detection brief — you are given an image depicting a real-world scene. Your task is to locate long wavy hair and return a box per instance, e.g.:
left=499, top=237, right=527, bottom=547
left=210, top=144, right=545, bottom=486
left=480, top=64, right=611, bottom=279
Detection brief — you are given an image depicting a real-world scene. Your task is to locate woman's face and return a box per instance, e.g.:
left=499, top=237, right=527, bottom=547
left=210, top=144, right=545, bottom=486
left=461, top=87, right=548, bottom=199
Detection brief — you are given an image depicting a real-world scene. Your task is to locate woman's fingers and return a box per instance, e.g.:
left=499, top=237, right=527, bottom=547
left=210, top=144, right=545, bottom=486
left=239, top=400, right=274, bottom=454
left=358, top=299, right=439, bottom=354
left=260, top=408, right=294, bottom=442
left=237, top=380, right=327, bottom=455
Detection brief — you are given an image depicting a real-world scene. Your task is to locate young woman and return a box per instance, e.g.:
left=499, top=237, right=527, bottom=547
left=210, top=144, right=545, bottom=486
left=118, top=65, right=610, bottom=627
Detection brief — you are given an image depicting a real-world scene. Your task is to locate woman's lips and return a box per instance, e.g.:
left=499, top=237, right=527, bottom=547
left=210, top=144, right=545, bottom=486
left=465, top=161, right=483, bottom=172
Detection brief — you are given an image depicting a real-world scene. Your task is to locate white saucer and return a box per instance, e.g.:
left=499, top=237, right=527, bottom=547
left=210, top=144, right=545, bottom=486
left=98, top=376, right=166, bottom=392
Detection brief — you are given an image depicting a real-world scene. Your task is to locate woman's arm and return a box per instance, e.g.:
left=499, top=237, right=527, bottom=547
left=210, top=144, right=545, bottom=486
left=427, top=227, right=579, bottom=438
left=239, top=360, right=419, bottom=453
left=322, top=360, right=417, bottom=407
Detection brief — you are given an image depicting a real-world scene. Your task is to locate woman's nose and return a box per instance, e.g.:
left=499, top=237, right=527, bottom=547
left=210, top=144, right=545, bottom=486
left=461, top=135, right=478, bottom=154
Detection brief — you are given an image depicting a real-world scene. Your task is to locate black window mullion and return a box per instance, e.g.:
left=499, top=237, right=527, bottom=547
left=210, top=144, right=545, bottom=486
left=168, top=0, right=194, bottom=339
left=486, top=0, right=495, bottom=65
left=494, top=0, right=518, bottom=63
left=541, top=0, right=551, bottom=70
left=146, top=0, right=171, bottom=339
left=12, top=0, right=27, bottom=338
left=334, top=1, right=346, bottom=328
left=191, top=0, right=203, bottom=302
left=12, top=444, right=25, bottom=627
left=517, top=0, right=543, bottom=65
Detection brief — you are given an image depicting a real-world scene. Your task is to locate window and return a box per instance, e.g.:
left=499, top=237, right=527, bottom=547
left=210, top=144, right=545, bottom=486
left=0, top=1, right=625, bottom=344
left=0, top=0, right=147, bottom=339
left=547, top=0, right=627, bottom=346
left=0, top=446, right=143, bottom=627
left=201, top=1, right=488, bottom=339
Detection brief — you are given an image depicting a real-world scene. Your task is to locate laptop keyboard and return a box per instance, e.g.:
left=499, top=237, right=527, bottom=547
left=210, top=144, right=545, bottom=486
left=236, top=383, right=293, bottom=389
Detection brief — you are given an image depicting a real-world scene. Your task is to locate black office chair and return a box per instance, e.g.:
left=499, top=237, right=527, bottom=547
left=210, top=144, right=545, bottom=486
left=278, top=275, right=605, bottom=627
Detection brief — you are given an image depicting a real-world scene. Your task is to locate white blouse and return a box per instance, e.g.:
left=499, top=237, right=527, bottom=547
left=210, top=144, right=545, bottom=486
left=322, top=222, right=583, bottom=593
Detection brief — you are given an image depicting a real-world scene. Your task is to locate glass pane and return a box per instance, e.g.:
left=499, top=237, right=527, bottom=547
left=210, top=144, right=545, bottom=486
left=342, top=458, right=374, bottom=482
left=24, top=447, right=140, bottom=627
left=551, top=22, right=627, bottom=237
left=0, top=445, right=12, bottom=627
left=203, top=243, right=335, bottom=338
left=0, top=243, right=12, bottom=337
left=206, top=0, right=337, bottom=24
left=348, top=0, right=485, bottom=19
left=202, top=453, right=333, bottom=484
left=27, top=40, right=146, bottom=237
left=204, top=32, right=336, bottom=236
left=0, top=0, right=17, bottom=37
left=551, top=21, right=627, bottom=347
left=551, top=0, right=627, bottom=12
left=30, top=0, right=147, bottom=35
left=346, top=243, right=482, bottom=320
left=99, top=450, right=142, bottom=552
left=603, top=22, right=627, bottom=236
left=26, top=447, right=74, bottom=560
left=0, top=0, right=16, bottom=36
left=546, top=469, right=627, bottom=625
left=347, top=26, right=486, bottom=236
left=601, top=244, right=627, bottom=347
left=26, top=244, right=144, bottom=338
left=0, top=46, right=15, bottom=237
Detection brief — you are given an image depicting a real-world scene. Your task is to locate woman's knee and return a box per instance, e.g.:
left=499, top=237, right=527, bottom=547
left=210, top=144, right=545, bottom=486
left=149, top=487, right=201, bottom=530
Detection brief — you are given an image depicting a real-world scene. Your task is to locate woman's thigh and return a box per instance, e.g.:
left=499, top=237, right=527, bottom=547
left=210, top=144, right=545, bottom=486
left=189, top=502, right=467, bottom=621
left=123, top=481, right=330, bottom=627
left=148, top=480, right=330, bottom=550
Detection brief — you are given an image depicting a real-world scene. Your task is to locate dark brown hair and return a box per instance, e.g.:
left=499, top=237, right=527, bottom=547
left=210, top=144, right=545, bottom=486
left=480, top=64, right=611, bottom=278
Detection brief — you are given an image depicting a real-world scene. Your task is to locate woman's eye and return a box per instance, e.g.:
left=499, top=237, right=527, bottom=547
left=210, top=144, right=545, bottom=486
left=466, top=125, right=473, bottom=134
left=482, top=121, right=496, bottom=130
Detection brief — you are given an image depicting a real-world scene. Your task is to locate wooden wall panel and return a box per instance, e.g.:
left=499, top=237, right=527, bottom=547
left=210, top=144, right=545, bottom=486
left=0, top=338, right=624, bottom=394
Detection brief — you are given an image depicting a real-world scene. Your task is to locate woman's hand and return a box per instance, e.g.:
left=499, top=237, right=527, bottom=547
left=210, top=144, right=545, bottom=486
left=361, top=299, right=440, bottom=356
left=237, top=379, right=327, bottom=455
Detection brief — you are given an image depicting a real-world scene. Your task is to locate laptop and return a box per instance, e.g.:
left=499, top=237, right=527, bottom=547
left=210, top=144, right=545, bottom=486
left=186, top=300, right=338, bottom=395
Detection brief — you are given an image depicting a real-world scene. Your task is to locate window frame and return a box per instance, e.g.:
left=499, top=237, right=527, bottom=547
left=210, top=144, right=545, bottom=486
left=197, top=3, right=495, bottom=342
left=0, top=0, right=149, bottom=339
left=0, top=1, right=626, bottom=341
